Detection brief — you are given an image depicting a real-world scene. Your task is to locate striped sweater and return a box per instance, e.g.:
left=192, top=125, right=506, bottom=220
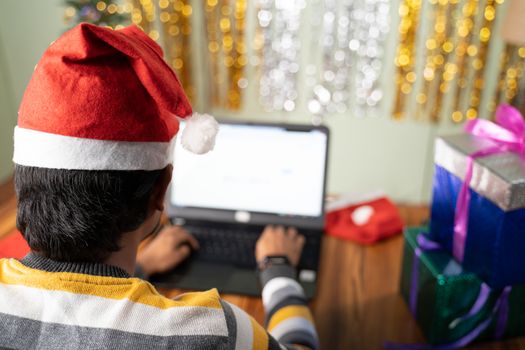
left=0, top=254, right=318, bottom=349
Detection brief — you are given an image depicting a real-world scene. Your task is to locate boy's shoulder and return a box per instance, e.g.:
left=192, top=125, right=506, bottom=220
left=0, top=258, right=233, bottom=347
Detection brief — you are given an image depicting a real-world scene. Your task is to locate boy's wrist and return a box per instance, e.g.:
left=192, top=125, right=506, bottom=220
left=257, top=255, right=291, bottom=271
left=257, top=255, right=297, bottom=288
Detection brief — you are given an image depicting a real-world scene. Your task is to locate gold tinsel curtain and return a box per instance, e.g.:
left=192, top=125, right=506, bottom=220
left=393, top=0, right=525, bottom=123
left=130, top=0, right=195, bottom=102
left=120, top=0, right=525, bottom=122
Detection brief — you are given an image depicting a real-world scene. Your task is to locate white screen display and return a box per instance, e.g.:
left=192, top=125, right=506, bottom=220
left=171, top=123, right=327, bottom=217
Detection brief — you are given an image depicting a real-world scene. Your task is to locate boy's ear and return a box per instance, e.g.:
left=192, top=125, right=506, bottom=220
left=151, top=164, right=173, bottom=212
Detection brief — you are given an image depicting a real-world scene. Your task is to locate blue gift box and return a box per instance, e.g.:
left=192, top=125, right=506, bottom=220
left=429, top=134, right=525, bottom=289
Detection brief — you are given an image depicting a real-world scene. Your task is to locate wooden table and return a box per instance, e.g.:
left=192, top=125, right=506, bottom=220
left=0, top=179, right=523, bottom=349
left=157, top=206, right=525, bottom=350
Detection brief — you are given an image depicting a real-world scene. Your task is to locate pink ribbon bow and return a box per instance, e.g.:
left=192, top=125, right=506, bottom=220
left=453, top=104, right=525, bottom=262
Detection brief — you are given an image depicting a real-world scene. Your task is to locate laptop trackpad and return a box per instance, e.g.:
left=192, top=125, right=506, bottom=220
left=150, top=261, right=261, bottom=296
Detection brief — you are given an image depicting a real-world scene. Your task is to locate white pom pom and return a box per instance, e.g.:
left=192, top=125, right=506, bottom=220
left=180, top=113, right=219, bottom=154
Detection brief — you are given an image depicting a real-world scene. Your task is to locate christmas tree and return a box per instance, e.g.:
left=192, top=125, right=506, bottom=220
left=63, top=0, right=130, bottom=29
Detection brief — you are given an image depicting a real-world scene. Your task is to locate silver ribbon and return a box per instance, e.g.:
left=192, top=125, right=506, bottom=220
left=434, top=134, right=525, bottom=211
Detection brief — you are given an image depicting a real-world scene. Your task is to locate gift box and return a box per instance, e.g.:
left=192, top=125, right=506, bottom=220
left=429, top=131, right=525, bottom=288
left=400, top=227, right=525, bottom=346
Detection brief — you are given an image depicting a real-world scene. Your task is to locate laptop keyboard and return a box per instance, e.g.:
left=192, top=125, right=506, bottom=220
left=184, top=224, right=321, bottom=270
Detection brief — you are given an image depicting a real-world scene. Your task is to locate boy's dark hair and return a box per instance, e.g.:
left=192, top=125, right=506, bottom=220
left=15, top=165, right=163, bottom=262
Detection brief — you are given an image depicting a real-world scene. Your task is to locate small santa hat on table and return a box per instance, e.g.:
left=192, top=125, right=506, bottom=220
left=13, top=23, right=218, bottom=171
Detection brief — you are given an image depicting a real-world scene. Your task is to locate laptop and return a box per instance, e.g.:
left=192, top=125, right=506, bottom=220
left=149, top=120, right=329, bottom=298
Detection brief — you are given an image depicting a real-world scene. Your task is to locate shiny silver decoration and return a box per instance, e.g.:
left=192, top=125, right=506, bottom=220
left=255, top=0, right=306, bottom=112
left=307, top=0, right=390, bottom=119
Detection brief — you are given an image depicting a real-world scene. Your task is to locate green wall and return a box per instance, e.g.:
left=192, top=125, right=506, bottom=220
left=0, top=0, right=63, bottom=182
left=0, top=32, right=16, bottom=182
left=0, top=1, right=507, bottom=203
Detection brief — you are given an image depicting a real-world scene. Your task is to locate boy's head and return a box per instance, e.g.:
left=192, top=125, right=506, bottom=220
left=15, top=166, right=166, bottom=262
left=13, top=23, right=217, bottom=262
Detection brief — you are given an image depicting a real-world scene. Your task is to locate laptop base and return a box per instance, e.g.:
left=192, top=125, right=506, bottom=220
left=149, top=259, right=317, bottom=299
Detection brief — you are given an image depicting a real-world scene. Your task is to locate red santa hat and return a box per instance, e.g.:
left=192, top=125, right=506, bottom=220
left=13, top=23, right=218, bottom=171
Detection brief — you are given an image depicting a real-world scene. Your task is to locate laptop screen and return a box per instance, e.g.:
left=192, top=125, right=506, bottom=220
left=170, top=122, right=328, bottom=218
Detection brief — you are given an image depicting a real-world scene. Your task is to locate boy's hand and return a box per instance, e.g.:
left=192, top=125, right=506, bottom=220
left=255, top=225, right=305, bottom=267
left=137, top=226, right=199, bottom=276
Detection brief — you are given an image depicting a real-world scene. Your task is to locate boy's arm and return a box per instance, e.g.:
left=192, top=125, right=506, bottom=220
left=222, top=267, right=318, bottom=350
left=220, top=225, right=318, bottom=350
left=259, top=261, right=318, bottom=349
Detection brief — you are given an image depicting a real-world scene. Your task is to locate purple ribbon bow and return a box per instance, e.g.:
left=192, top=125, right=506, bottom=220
left=453, top=104, right=525, bottom=262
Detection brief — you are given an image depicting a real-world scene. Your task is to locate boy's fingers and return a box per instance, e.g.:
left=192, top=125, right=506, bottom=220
left=187, top=234, right=200, bottom=250
left=174, top=230, right=199, bottom=250
left=275, top=225, right=285, bottom=236
left=262, top=225, right=272, bottom=237
left=287, top=227, right=298, bottom=238
left=186, top=233, right=199, bottom=250
left=173, top=245, right=191, bottom=264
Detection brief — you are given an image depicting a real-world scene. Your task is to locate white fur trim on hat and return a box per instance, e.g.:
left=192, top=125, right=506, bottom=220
left=13, top=126, right=174, bottom=170
left=180, top=113, right=219, bottom=154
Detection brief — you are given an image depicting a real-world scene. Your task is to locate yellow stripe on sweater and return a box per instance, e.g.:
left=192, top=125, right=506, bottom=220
left=250, top=316, right=269, bottom=350
left=0, top=259, right=221, bottom=309
left=267, top=305, right=314, bottom=332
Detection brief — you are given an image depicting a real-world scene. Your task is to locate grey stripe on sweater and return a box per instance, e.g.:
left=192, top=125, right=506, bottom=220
left=220, top=300, right=237, bottom=350
left=0, top=312, right=230, bottom=350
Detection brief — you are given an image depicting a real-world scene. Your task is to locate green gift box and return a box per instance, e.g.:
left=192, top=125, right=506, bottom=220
left=400, top=227, right=525, bottom=346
